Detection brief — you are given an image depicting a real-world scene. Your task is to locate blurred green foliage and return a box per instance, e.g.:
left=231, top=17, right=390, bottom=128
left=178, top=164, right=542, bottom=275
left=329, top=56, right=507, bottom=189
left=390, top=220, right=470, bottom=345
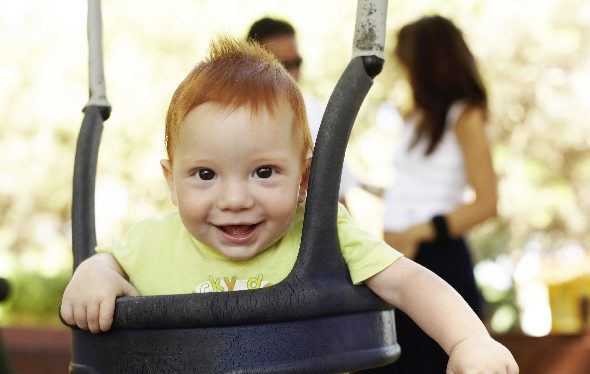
left=0, top=271, right=69, bottom=327
left=1, top=0, right=589, bottom=330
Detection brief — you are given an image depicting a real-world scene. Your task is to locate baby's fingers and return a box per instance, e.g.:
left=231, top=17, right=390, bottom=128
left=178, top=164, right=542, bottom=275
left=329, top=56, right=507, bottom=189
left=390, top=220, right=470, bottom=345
left=60, top=302, right=75, bottom=326
left=98, top=297, right=116, bottom=332
left=507, top=359, right=519, bottom=374
left=86, top=303, right=101, bottom=333
left=73, top=303, right=89, bottom=330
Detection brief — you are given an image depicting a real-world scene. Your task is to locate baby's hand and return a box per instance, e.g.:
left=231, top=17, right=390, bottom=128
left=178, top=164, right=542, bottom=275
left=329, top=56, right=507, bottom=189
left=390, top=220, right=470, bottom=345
left=447, top=335, right=518, bottom=374
left=60, top=254, right=139, bottom=333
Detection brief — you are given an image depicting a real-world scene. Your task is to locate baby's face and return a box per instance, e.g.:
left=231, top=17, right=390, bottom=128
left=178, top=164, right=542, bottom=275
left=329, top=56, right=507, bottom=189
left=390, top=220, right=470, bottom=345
left=162, top=101, right=308, bottom=260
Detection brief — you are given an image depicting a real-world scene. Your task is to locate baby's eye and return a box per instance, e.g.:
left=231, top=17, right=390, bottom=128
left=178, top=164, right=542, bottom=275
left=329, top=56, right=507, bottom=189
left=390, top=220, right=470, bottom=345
left=196, top=168, right=216, bottom=181
left=254, top=166, right=274, bottom=179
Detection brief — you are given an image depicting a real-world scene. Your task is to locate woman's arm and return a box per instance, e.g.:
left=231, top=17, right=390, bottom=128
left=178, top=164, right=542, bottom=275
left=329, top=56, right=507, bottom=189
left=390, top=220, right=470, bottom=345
left=446, top=105, right=497, bottom=237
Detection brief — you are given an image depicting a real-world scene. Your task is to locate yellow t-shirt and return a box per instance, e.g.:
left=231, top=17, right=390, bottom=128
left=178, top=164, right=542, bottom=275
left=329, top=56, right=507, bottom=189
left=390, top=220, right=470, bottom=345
left=96, top=204, right=402, bottom=296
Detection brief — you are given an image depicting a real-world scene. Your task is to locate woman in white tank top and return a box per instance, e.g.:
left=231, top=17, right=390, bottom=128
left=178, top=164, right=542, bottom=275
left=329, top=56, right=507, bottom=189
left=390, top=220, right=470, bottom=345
left=369, top=15, right=498, bottom=374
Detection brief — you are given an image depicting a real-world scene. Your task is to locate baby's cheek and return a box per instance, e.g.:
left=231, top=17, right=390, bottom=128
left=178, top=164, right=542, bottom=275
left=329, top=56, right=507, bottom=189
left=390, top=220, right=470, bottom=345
left=178, top=203, right=207, bottom=231
left=272, top=204, right=298, bottom=233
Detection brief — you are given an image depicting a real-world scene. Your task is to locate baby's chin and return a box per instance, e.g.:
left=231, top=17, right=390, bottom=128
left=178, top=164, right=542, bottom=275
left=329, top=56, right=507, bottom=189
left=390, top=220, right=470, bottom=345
left=215, top=246, right=266, bottom=261
left=211, top=236, right=284, bottom=261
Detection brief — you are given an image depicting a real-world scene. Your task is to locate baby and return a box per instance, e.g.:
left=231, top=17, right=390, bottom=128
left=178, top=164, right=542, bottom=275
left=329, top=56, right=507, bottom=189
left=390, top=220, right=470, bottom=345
left=61, top=36, right=517, bottom=373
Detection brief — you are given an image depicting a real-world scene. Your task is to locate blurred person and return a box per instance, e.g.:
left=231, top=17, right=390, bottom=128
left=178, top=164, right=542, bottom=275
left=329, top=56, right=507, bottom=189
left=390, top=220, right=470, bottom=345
left=376, top=15, right=498, bottom=373
left=246, top=17, right=360, bottom=203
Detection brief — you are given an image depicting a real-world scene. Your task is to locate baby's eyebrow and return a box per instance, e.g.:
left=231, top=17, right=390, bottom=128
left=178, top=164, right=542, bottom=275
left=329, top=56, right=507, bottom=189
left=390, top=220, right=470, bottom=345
left=251, top=155, right=292, bottom=164
left=177, top=157, right=211, bottom=165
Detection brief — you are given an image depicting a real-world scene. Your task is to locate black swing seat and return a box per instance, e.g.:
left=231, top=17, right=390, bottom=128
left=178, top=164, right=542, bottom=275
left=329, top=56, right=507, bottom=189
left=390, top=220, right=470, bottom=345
left=68, top=57, right=400, bottom=374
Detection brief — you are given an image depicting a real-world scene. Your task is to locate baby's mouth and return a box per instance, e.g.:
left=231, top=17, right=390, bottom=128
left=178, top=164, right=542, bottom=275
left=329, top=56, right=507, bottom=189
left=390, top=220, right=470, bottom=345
left=217, top=223, right=259, bottom=242
left=220, top=224, right=256, bottom=236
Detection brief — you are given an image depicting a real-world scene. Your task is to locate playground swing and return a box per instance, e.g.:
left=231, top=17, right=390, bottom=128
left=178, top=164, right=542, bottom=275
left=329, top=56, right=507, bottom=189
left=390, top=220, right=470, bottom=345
left=68, top=0, right=399, bottom=373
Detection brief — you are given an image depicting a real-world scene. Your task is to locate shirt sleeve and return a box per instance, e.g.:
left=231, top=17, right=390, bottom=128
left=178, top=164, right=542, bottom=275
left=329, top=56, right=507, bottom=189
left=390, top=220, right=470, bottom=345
left=94, top=215, right=170, bottom=283
left=95, top=240, right=141, bottom=287
left=95, top=237, right=137, bottom=263
left=337, top=204, right=403, bottom=285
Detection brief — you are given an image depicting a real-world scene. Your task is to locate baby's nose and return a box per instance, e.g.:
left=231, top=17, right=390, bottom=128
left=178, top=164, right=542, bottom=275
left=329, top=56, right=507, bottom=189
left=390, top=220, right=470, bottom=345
left=217, top=180, right=254, bottom=211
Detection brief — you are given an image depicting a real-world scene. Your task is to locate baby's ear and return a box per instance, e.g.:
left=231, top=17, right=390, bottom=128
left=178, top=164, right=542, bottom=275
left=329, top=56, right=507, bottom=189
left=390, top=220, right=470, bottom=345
left=160, top=159, right=178, bottom=206
left=298, top=158, right=311, bottom=203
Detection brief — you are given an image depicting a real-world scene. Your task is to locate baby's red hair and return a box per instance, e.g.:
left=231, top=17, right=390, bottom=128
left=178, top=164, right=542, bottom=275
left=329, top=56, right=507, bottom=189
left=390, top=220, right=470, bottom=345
left=165, top=36, right=312, bottom=166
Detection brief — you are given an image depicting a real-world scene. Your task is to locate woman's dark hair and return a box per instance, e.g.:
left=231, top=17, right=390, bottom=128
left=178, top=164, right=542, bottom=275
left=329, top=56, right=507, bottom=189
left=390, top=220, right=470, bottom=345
left=395, top=15, right=487, bottom=155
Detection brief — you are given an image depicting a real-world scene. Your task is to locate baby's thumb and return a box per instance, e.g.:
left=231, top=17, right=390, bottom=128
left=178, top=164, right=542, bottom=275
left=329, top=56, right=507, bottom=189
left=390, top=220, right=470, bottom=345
left=122, top=282, right=140, bottom=297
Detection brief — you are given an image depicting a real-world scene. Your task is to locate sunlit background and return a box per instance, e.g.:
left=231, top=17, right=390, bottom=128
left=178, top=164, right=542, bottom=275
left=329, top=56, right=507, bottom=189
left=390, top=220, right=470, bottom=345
left=1, top=0, right=590, bottom=339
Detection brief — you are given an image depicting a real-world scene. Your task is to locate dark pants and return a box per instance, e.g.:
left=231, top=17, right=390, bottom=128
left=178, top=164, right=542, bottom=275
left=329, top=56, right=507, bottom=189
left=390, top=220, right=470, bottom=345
left=0, top=331, right=13, bottom=374
left=360, top=237, right=483, bottom=374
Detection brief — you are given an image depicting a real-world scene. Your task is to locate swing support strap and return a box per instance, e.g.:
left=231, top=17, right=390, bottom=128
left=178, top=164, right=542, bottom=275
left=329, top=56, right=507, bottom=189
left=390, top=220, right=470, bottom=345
left=72, top=0, right=111, bottom=270
left=85, top=0, right=110, bottom=111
